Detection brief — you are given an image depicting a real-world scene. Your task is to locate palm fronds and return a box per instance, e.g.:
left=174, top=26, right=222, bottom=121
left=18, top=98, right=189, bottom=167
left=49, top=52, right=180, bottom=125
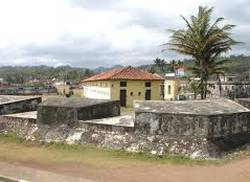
left=165, top=6, right=240, bottom=99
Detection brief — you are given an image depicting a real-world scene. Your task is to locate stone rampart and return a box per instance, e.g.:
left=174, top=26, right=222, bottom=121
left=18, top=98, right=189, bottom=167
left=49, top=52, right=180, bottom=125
left=0, top=98, right=250, bottom=159
left=134, top=99, right=250, bottom=138
left=37, top=97, right=120, bottom=126
left=0, top=96, right=42, bottom=115
left=0, top=115, right=213, bottom=158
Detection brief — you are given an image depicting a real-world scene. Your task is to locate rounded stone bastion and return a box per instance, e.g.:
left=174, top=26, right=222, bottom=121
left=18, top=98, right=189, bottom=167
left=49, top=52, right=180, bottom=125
left=134, top=98, right=250, bottom=156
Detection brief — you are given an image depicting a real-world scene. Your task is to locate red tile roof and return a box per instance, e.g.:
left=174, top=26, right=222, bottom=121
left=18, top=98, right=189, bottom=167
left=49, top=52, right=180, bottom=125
left=83, top=66, right=164, bottom=82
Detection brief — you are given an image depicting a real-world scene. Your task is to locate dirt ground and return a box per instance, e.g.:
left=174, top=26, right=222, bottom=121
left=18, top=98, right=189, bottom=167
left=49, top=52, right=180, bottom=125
left=2, top=156, right=250, bottom=182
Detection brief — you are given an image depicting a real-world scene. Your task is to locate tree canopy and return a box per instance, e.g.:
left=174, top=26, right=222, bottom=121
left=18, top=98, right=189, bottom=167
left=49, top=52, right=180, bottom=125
left=165, top=6, right=239, bottom=99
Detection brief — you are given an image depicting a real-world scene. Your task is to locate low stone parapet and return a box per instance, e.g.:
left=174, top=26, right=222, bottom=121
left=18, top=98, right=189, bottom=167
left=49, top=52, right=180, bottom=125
left=37, top=97, right=120, bottom=126
left=0, top=114, right=213, bottom=158
left=0, top=95, right=42, bottom=115
left=134, top=99, right=250, bottom=138
left=1, top=98, right=250, bottom=158
left=237, top=98, right=250, bottom=109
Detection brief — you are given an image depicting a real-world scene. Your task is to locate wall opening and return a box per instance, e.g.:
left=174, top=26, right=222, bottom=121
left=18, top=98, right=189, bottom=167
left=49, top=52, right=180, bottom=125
left=168, top=85, right=171, bottom=94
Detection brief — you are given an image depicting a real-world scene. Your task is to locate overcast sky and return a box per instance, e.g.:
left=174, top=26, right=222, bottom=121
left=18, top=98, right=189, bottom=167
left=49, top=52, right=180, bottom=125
left=0, top=0, right=249, bottom=68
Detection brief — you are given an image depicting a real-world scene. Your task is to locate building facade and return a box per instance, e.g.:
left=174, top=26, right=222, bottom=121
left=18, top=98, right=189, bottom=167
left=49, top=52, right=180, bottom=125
left=164, top=73, right=177, bottom=100
left=164, top=73, right=195, bottom=100
left=209, top=81, right=250, bottom=99
left=82, top=67, right=164, bottom=107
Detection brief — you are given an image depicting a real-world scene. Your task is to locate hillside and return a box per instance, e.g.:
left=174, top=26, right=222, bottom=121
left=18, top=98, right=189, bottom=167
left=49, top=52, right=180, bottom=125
left=223, top=55, right=250, bottom=80
left=0, top=65, right=92, bottom=85
left=0, top=54, right=249, bottom=85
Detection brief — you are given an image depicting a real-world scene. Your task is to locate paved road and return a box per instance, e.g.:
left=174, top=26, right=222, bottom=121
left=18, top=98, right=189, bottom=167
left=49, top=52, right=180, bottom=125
left=0, top=162, right=95, bottom=182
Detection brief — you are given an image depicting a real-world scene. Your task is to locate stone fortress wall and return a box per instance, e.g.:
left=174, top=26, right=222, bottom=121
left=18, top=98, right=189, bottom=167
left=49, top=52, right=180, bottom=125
left=37, top=97, right=120, bottom=126
left=0, top=96, right=41, bottom=115
left=0, top=96, right=250, bottom=159
left=134, top=100, right=250, bottom=138
left=0, top=86, right=56, bottom=95
left=210, top=82, right=250, bottom=99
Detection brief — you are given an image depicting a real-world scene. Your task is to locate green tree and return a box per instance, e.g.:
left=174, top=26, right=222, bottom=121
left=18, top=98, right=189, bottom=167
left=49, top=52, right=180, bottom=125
left=189, top=79, right=201, bottom=100
left=177, top=60, right=183, bottom=66
left=170, top=60, right=176, bottom=72
left=84, top=69, right=93, bottom=77
left=153, top=57, right=166, bottom=73
left=148, top=66, right=156, bottom=74
left=165, top=6, right=239, bottom=99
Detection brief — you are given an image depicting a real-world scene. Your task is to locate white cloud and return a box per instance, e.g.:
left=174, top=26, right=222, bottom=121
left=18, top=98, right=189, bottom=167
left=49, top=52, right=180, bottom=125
left=0, top=0, right=247, bottom=68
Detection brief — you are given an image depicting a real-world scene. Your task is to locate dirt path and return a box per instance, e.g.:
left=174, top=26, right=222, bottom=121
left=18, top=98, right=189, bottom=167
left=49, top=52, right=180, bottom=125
left=0, top=162, right=94, bottom=182
left=1, top=157, right=250, bottom=182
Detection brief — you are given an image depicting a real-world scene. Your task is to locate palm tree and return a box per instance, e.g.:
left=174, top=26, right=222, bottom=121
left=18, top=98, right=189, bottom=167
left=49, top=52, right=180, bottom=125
left=189, top=79, right=201, bottom=100
left=153, top=57, right=166, bottom=73
left=170, top=60, right=176, bottom=72
left=164, top=6, right=239, bottom=99
left=216, top=73, right=222, bottom=97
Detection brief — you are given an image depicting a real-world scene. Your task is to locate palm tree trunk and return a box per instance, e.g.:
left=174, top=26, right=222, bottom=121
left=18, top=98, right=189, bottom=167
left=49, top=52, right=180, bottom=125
left=217, top=74, right=222, bottom=97
left=200, top=77, right=209, bottom=99
left=200, top=79, right=204, bottom=99
left=204, top=81, right=207, bottom=99
left=200, top=59, right=205, bottom=100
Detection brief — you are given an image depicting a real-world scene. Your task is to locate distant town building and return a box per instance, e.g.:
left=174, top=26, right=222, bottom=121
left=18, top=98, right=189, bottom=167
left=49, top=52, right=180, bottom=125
left=164, top=72, right=195, bottom=100
left=0, top=78, right=5, bottom=87
left=209, top=81, right=250, bottom=99
left=219, top=74, right=237, bottom=83
left=82, top=66, right=164, bottom=107
left=175, top=66, right=186, bottom=77
left=54, top=80, right=72, bottom=97
left=164, top=73, right=177, bottom=100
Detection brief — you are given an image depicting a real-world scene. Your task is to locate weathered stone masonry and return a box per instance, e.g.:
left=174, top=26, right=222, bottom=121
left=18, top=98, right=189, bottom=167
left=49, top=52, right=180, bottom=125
left=0, top=96, right=41, bottom=115
left=0, top=115, right=212, bottom=157
left=0, top=98, right=250, bottom=158
left=134, top=100, right=250, bottom=152
left=37, top=97, right=120, bottom=126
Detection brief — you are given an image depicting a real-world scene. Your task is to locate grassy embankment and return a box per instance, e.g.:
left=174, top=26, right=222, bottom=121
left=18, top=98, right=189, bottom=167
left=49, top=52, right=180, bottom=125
left=0, top=134, right=225, bottom=167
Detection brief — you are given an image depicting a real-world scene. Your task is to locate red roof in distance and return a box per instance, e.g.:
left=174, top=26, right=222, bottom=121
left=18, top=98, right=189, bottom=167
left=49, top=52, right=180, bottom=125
left=83, top=66, right=164, bottom=82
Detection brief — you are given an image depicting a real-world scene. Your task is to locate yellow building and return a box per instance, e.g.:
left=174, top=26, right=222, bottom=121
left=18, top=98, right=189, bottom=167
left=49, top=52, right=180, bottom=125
left=82, top=66, right=164, bottom=107
left=164, top=73, right=192, bottom=100
left=55, top=81, right=71, bottom=96
left=164, top=73, right=179, bottom=100
left=55, top=82, right=84, bottom=98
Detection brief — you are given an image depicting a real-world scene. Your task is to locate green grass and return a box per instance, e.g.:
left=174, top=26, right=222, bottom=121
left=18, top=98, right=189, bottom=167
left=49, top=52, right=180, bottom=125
left=0, top=134, right=225, bottom=167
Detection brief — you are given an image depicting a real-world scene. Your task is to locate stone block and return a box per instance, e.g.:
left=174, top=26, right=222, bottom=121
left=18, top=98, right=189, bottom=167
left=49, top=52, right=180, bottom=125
left=0, top=95, right=42, bottom=115
left=237, top=98, right=250, bottom=109
left=134, top=99, right=250, bottom=138
left=37, top=97, right=120, bottom=126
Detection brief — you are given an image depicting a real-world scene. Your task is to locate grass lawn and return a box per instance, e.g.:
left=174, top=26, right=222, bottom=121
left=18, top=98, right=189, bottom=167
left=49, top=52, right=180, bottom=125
left=0, top=134, right=224, bottom=167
